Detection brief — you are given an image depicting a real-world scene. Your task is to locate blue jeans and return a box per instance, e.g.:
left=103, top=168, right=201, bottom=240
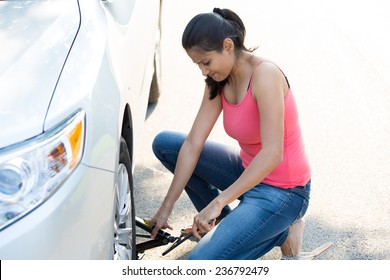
left=152, top=131, right=310, bottom=260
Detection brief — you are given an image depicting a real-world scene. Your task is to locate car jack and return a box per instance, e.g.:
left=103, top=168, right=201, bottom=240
left=135, top=217, right=193, bottom=259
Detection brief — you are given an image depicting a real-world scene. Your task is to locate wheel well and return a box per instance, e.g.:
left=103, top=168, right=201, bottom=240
left=121, top=104, right=133, bottom=164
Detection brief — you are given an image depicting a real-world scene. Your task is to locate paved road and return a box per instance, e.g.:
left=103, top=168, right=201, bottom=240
left=133, top=0, right=390, bottom=260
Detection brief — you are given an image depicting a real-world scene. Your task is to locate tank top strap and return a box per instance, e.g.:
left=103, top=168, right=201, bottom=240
left=247, top=61, right=264, bottom=90
left=248, top=61, right=290, bottom=90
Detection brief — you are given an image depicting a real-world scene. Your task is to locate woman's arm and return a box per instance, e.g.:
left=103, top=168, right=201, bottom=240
left=150, top=86, right=222, bottom=238
left=192, top=62, right=287, bottom=238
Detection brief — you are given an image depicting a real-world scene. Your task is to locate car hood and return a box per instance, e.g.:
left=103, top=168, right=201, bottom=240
left=0, top=0, right=80, bottom=149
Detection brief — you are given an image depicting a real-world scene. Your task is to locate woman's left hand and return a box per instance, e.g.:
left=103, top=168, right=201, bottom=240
left=192, top=201, right=222, bottom=239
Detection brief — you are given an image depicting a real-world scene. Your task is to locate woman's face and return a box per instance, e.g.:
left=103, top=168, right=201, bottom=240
left=186, top=40, right=235, bottom=82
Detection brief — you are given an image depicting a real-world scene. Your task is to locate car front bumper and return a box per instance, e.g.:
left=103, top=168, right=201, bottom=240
left=0, top=163, right=116, bottom=259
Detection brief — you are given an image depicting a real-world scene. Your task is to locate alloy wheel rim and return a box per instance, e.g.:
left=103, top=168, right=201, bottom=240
left=113, top=163, right=133, bottom=260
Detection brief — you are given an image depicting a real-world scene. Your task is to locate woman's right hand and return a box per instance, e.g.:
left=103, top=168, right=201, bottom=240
left=145, top=208, right=173, bottom=239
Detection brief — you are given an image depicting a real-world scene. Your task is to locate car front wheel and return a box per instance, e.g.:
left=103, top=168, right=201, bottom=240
left=113, top=136, right=136, bottom=260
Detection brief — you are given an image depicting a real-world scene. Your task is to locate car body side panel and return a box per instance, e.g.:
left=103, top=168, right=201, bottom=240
left=101, top=0, right=161, bottom=167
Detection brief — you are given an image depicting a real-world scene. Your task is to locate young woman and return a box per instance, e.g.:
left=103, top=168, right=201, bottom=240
left=147, top=8, right=313, bottom=260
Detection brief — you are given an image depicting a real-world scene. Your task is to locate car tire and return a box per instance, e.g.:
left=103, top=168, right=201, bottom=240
left=113, top=136, right=136, bottom=260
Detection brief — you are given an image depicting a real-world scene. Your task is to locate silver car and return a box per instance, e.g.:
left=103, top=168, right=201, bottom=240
left=0, top=0, right=161, bottom=259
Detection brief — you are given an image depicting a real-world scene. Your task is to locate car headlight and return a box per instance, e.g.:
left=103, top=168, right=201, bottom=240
left=0, top=110, right=85, bottom=231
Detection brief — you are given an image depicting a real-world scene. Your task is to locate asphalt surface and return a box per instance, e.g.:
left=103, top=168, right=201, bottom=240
left=133, top=0, right=390, bottom=260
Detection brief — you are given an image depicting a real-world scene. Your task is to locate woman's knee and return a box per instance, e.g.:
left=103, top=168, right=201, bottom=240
left=152, top=130, right=169, bottom=156
left=152, top=131, right=181, bottom=156
left=152, top=131, right=186, bottom=171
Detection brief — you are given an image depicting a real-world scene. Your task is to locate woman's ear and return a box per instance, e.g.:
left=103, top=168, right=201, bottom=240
left=223, top=38, right=235, bottom=52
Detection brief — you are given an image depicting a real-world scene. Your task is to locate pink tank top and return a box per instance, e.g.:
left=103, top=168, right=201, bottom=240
left=221, top=68, right=311, bottom=189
